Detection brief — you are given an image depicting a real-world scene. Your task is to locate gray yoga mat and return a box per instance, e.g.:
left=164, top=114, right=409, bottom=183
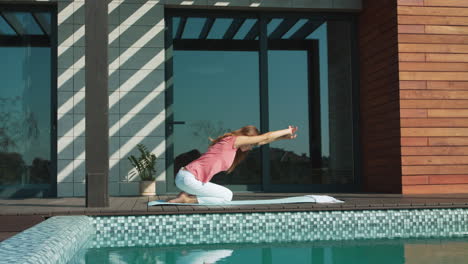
left=148, top=195, right=343, bottom=206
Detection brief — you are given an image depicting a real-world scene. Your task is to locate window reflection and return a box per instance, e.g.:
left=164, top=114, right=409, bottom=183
left=267, top=18, right=355, bottom=185
left=7, top=12, right=44, bottom=35
left=268, top=50, right=315, bottom=184
left=0, top=8, right=54, bottom=197
left=0, top=47, right=51, bottom=187
left=169, top=12, right=357, bottom=188
left=173, top=50, right=261, bottom=185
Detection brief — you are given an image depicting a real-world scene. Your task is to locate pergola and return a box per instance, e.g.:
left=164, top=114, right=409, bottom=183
left=0, top=9, right=52, bottom=46
left=170, top=13, right=326, bottom=50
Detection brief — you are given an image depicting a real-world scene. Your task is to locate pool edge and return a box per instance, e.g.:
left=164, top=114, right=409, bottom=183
left=0, top=216, right=94, bottom=264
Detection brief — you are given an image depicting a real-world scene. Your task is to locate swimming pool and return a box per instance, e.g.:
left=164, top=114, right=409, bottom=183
left=1, top=209, right=468, bottom=264
left=69, top=237, right=468, bottom=264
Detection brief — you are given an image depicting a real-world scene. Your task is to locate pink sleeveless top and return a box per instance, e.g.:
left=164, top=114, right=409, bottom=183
left=185, top=136, right=238, bottom=183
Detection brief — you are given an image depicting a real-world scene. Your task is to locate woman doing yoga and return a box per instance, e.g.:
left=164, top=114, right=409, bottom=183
left=168, top=125, right=298, bottom=204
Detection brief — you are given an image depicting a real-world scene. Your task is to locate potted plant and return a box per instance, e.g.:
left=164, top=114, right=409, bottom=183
left=128, top=144, right=157, bottom=196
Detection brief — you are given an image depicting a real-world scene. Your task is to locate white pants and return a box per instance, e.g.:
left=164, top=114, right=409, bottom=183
left=175, top=169, right=233, bottom=204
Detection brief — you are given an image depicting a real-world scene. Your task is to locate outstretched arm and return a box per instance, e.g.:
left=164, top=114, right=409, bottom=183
left=234, top=126, right=298, bottom=148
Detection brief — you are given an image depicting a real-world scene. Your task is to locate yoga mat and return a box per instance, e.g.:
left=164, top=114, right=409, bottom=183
left=148, top=195, right=343, bottom=206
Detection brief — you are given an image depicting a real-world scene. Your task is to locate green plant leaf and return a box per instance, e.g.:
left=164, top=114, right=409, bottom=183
left=127, top=144, right=157, bottom=181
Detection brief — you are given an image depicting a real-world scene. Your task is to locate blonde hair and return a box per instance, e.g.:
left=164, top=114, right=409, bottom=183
left=209, top=125, right=260, bottom=173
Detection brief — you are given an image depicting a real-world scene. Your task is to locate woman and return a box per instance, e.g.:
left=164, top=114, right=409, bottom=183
left=168, top=125, right=298, bottom=204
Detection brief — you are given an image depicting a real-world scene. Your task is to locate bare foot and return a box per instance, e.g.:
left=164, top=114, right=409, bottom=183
left=168, top=192, right=197, bottom=203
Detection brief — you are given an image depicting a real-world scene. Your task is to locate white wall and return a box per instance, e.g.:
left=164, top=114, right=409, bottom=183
left=18, top=0, right=360, bottom=196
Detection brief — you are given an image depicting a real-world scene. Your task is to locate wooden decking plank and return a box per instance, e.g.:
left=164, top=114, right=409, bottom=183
left=132, top=196, right=149, bottom=212
left=45, top=198, right=84, bottom=216
left=191, top=205, right=211, bottom=212
left=226, top=205, right=258, bottom=211
left=281, top=204, right=301, bottom=210
left=148, top=205, right=164, bottom=212
left=117, top=197, right=139, bottom=212
left=158, top=195, right=171, bottom=201
left=206, top=205, right=225, bottom=211
left=295, top=203, right=316, bottom=209
left=147, top=195, right=162, bottom=212
left=175, top=206, right=195, bottom=212
left=3, top=194, right=468, bottom=217
left=99, top=197, right=128, bottom=213
left=161, top=206, right=179, bottom=212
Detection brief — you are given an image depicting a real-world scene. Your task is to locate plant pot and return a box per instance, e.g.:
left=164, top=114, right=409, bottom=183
left=139, top=180, right=156, bottom=196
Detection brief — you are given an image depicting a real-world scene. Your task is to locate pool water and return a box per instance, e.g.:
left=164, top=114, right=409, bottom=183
left=68, top=236, right=468, bottom=264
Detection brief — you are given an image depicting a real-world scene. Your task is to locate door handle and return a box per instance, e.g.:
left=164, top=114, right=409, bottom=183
left=168, top=121, right=185, bottom=125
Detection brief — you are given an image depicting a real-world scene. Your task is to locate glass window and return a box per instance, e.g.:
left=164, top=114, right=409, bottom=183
left=268, top=17, right=355, bottom=185
left=181, top=17, right=205, bottom=39
left=3, top=12, right=44, bottom=35
left=0, top=47, right=52, bottom=185
left=167, top=11, right=358, bottom=190
left=173, top=50, right=262, bottom=185
left=268, top=50, right=314, bottom=184
left=0, top=16, right=16, bottom=35
left=0, top=7, right=55, bottom=197
left=207, top=18, right=233, bottom=39
left=282, top=19, right=308, bottom=39
left=234, top=19, right=257, bottom=40
left=33, top=12, right=51, bottom=35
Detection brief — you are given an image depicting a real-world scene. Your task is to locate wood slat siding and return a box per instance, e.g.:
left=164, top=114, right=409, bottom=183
left=360, top=0, right=402, bottom=193
left=398, top=0, right=468, bottom=194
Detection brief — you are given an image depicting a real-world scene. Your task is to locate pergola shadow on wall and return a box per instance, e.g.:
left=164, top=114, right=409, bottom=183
left=52, top=0, right=167, bottom=201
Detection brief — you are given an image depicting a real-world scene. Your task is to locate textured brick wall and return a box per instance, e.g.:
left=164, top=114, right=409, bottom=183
left=398, top=0, right=468, bottom=194
left=359, top=0, right=402, bottom=193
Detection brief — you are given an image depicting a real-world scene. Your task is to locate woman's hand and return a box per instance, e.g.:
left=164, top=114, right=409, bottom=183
left=280, top=125, right=298, bottom=140
left=289, top=125, right=298, bottom=136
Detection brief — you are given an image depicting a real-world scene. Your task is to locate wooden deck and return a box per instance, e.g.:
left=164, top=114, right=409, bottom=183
left=2, top=193, right=468, bottom=241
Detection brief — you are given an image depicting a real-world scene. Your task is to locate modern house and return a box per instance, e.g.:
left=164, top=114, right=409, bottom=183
left=1, top=0, right=467, bottom=200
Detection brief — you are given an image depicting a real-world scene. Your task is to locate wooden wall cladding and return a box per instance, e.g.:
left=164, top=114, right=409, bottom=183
left=398, top=0, right=468, bottom=194
left=359, top=0, right=402, bottom=193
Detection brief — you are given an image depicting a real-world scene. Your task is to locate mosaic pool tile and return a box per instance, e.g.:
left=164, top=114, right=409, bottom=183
left=91, top=209, right=468, bottom=248
left=0, top=216, right=94, bottom=264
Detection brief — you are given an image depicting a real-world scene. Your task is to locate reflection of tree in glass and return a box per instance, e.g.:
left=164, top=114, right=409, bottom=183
left=0, top=128, right=17, bottom=152
left=0, top=152, right=25, bottom=185
left=189, top=120, right=231, bottom=145
left=29, top=158, right=50, bottom=184
left=0, top=97, right=42, bottom=185
left=212, top=147, right=262, bottom=185
left=270, top=147, right=317, bottom=184
left=188, top=120, right=231, bottom=152
left=0, top=97, right=40, bottom=153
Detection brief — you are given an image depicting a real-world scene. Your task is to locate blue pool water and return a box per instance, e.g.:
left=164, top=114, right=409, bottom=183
left=69, top=237, right=468, bottom=264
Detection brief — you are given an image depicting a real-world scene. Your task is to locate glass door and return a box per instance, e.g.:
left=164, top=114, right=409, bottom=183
left=264, top=17, right=357, bottom=192
left=165, top=11, right=359, bottom=193
left=166, top=14, right=263, bottom=192
left=0, top=5, right=56, bottom=197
